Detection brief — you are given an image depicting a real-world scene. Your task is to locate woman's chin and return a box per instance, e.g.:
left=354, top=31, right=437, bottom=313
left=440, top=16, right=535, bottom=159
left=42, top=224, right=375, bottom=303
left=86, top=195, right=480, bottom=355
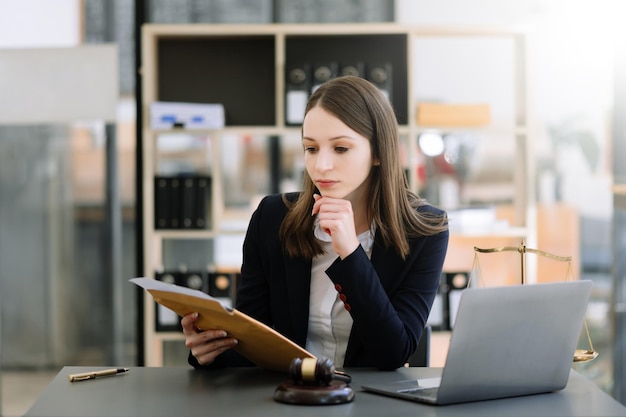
left=318, top=191, right=346, bottom=199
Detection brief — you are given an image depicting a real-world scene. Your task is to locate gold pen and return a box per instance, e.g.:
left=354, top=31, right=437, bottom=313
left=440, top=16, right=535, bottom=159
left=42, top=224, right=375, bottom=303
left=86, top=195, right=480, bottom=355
left=68, top=367, right=130, bottom=382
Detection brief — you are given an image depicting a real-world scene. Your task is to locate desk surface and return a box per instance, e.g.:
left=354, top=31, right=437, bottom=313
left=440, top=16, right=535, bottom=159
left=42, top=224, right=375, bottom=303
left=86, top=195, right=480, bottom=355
left=24, top=366, right=626, bottom=417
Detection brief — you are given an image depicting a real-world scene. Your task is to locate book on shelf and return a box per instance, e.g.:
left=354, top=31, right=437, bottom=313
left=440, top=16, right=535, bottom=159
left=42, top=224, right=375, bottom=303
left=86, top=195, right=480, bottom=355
left=154, top=175, right=211, bottom=230
left=130, top=277, right=315, bottom=372
left=154, top=177, right=170, bottom=229
left=154, top=271, right=211, bottom=332
left=150, top=101, right=225, bottom=130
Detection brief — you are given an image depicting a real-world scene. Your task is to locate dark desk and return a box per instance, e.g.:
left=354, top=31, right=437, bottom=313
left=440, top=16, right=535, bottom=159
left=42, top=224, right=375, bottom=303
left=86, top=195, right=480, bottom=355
left=24, top=366, right=626, bottom=417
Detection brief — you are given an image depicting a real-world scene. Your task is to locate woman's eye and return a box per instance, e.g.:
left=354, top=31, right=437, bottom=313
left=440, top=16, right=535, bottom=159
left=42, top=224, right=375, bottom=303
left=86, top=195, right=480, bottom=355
left=304, top=146, right=317, bottom=153
left=335, top=146, right=348, bottom=153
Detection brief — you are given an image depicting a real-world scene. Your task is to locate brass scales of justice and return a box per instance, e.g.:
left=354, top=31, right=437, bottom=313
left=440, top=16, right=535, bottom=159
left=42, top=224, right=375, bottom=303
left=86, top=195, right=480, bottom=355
left=471, top=238, right=599, bottom=363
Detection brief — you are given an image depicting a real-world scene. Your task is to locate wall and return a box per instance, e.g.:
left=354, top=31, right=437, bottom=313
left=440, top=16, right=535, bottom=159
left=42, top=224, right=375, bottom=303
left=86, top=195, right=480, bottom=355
left=0, top=0, right=82, bottom=368
left=397, top=0, right=623, bottom=397
left=397, top=0, right=620, bottom=220
left=0, top=0, right=135, bottom=368
left=0, top=0, right=80, bottom=47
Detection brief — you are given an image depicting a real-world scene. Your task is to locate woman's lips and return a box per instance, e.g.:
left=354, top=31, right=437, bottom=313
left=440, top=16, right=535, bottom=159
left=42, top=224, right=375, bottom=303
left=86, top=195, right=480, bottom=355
left=316, top=180, right=337, bottom=189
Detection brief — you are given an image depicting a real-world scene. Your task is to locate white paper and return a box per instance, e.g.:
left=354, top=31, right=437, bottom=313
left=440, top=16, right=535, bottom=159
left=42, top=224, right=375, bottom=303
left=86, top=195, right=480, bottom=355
left=132, top=277, right=212, bottom=301
left=286, top=91, right=307, bottom=124
left=150, top=101, right=225, bottom=130
left=131, top=277, right=234, bottom=311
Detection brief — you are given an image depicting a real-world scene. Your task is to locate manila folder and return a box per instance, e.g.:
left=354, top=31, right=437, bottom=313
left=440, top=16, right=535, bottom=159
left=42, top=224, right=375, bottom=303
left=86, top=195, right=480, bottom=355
left=130, top=277, right=315, bottom=372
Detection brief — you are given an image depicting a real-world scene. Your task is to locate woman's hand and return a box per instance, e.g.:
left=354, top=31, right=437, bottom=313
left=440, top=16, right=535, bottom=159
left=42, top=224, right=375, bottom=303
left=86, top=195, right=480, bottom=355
left=181, top=312, right=238, bottom=365
left=312, top=194, right=360, bottom=259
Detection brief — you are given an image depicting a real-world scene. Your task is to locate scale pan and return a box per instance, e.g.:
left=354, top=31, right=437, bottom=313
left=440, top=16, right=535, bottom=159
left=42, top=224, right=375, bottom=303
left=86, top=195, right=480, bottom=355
left=573, top=349, right=599, bottom=362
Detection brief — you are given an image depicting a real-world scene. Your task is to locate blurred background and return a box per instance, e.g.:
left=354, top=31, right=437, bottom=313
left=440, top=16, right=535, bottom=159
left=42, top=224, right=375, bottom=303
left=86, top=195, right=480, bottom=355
left=1, top=0, right=624, bottom=415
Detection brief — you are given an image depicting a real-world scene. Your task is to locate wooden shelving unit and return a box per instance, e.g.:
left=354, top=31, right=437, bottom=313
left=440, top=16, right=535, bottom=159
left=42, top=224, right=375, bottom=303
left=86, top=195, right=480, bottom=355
left=140, top=23, right=531, bottom=366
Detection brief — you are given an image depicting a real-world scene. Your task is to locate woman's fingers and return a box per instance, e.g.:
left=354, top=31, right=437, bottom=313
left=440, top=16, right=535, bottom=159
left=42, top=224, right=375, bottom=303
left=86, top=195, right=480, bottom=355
left=181, top=312, right=238, bottom=365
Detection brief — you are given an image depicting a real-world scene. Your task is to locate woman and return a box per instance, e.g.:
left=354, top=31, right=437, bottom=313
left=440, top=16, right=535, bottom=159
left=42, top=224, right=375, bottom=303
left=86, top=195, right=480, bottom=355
left=182, top=75, right=448, bottom=371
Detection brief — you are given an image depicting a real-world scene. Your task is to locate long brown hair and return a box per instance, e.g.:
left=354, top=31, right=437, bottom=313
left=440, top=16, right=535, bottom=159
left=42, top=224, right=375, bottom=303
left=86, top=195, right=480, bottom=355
left=280, top=76, right=447, bottom=260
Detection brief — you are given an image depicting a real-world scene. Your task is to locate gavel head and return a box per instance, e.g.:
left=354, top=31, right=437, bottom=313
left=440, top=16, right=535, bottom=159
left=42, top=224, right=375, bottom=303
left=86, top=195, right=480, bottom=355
left=289, top=357, right=335, bottom=386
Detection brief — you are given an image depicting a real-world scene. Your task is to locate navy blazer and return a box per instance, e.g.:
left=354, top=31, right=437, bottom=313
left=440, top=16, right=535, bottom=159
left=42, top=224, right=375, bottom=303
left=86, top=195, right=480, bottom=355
left=189, top=193, right=449, bottom=370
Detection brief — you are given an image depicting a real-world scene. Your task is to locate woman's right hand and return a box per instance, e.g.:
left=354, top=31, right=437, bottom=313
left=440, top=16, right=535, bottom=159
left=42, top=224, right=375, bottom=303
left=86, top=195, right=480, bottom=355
left=181, top=312, right=238, bottom=365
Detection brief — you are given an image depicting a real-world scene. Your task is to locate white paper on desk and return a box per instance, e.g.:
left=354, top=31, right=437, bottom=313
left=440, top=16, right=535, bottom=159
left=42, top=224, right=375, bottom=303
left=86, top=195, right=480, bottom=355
left=130, top=277, right=232, bottom=312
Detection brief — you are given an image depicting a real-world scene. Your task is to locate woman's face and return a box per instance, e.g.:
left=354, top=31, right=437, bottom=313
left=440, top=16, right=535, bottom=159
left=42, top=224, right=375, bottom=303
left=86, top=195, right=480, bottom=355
left=302, top=105, right=375, bottom=202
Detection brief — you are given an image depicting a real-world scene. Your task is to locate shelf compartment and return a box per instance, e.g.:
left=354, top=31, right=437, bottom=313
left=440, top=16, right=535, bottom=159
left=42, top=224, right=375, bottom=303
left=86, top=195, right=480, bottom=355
left=285, top=34, right=408, bottom=124
left=157, top=36, right=276, bottom=126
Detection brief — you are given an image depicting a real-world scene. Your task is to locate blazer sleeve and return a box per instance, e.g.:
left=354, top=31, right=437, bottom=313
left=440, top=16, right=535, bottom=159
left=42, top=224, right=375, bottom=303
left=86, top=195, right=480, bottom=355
left=188, top=194, right=286, bottom=369
left=325, top=210, right=449, bottom=370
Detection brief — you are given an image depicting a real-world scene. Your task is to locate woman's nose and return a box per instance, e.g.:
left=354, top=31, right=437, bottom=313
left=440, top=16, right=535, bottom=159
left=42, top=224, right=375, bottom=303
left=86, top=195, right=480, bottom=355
left=315, top=150, right=333, bottom=171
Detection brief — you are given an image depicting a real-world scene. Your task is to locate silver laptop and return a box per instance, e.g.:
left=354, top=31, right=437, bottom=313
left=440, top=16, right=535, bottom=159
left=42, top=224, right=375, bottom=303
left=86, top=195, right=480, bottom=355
left=362, top=280, right=593, bottom=405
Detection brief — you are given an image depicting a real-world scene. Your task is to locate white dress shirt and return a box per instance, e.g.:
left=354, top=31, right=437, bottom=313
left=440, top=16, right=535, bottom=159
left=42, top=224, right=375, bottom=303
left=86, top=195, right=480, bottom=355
left=306, top=219, right=375, bottom=367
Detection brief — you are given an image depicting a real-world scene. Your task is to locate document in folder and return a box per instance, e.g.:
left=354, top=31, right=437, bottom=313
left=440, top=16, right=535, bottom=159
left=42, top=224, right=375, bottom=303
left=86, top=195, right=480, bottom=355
left=130, top=277, right=315, bottom=372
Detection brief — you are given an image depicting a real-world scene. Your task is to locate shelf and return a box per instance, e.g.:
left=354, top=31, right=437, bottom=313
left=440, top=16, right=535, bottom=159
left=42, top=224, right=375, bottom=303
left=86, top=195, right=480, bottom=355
left=153, top=230, right=218, bottom=240
left=140, top=23, right=531, bottom=366
left=450, top=226, right=528, bottom=238
left=151, top=331, right=185, bottom=341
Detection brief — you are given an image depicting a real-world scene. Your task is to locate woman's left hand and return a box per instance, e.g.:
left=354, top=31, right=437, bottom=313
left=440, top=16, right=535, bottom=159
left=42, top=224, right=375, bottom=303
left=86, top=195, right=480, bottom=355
left=312, top=194, right=360, bottom=259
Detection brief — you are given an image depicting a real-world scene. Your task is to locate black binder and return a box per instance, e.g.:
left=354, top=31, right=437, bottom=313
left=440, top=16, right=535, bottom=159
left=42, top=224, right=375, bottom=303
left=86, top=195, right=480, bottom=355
left=183, top=271, right=209, bottom=293
left=340, top=61, right=365, bottom=78
left=194, top=176, right=212, bottom=229
left=367, top=62, right=393, bottom=102
left=169, top=177, right=183, bottom=229
left=311, top=61, right=338, bottom=93
left=154, top=271, right=184, bottom=331
left=154, top=176, right=170, bottom=230
left=153, top=176, right=183, bottom=229
left=181, top=176, right=195, bottom=229
left=208, top=271, right=234, bottom=298
left=154, top=175, right=211, bottom=230
left=285, top=63, right=311, bottom=125
left=155, top=271, right=209, bottom=331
